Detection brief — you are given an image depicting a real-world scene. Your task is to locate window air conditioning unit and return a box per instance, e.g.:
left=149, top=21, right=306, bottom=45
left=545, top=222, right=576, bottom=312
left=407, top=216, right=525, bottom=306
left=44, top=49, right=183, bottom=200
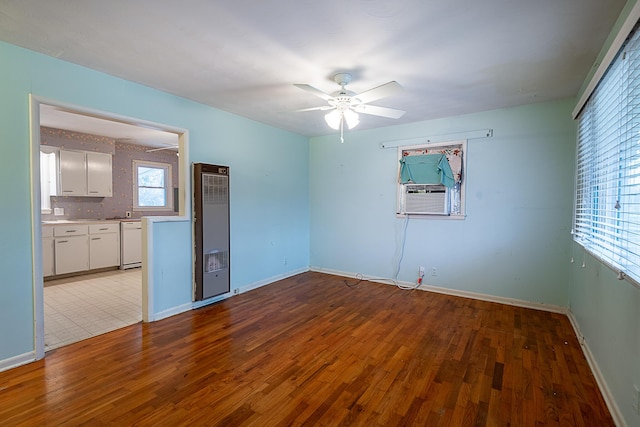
left=399, top=184, right=449, bottom=215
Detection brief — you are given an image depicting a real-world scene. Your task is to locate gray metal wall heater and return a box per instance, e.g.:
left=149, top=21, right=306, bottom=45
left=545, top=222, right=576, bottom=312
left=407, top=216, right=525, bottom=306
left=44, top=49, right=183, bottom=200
left=193, top=163, right=230, bottom=301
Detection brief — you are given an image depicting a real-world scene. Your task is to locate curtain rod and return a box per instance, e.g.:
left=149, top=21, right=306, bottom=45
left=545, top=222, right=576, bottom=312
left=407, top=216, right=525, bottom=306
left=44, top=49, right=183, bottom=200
left=379, top=129, right=492, bottom=149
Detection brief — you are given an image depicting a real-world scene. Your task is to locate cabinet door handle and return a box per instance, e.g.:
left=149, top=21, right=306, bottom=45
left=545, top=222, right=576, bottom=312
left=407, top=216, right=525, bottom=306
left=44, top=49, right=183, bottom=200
left=99, top=227, right=108, bottom=230
left=65, top=229, right=77, bottom=233
left=89, top=191, right=99, bottom=194
left=91, top=237, right=101, bottom=241
left=57, top=240, right=68, bottom=244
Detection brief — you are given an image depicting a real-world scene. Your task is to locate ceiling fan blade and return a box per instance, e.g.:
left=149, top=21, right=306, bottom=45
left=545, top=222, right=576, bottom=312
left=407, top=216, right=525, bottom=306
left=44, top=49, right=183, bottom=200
left=354, top=81, right=403, bottom=104
left=353, top=104, right=406, bottom=119
left=292, top=105, right=333, bottom=112
left=294, top=84, right=334, bottom=101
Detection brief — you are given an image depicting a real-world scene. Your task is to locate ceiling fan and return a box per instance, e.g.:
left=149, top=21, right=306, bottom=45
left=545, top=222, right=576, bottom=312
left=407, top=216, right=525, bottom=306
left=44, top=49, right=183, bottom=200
left=294, top=73, right=406, bottom=142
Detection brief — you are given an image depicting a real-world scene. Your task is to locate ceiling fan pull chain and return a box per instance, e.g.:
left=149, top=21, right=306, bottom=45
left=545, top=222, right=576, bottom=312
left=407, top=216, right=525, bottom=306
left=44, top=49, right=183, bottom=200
left=340, top=115, right=345, bottom=143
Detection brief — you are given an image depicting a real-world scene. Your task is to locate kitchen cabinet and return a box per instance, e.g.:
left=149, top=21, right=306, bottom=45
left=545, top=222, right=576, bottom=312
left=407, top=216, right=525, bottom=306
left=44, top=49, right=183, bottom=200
left=87, top=152, right=112, bottom=196
left=42, top=226, right=55, bottom=277
left=58, top=149, right=87, bottom=196
left=59, top=149, right=112, bottom=197
left=89, top=223, right=120, bottom=269
left=44, top=221, right=121, bottom=277
left=54, top=225, right=89, bottom=275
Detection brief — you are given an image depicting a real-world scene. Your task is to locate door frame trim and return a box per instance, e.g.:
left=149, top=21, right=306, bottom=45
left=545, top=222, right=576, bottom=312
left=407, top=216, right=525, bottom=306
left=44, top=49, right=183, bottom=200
left=29, top=95, right=190, bottom=359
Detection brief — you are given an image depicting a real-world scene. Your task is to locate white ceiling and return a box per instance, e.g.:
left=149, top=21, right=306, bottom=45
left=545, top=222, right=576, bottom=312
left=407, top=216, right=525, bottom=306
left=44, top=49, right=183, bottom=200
left=0, top=0, right=626, bottom=138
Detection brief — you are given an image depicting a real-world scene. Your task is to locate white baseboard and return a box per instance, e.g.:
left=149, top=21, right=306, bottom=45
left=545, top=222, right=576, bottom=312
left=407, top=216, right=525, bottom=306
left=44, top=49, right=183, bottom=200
left=151, top=302, right=193, bottom=322
left=567, top=312, right=626, bottom=427
left=310, top=266, right=568, bottom=314
left=0, top=350, right=36, bottom=373
left=190, top=267, right=310, bottom=310
left=237, top=267, right=309, bottom=294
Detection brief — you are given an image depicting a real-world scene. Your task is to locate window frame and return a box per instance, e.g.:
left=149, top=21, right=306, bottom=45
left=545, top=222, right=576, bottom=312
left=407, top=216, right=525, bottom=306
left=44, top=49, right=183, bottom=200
left=133, top=159, right=173, bottom=211
left=40, top=146, right=58, bottom=214
left=396, top=140, right=467, bottom=219
left=573, top=26, right=640, bottom=285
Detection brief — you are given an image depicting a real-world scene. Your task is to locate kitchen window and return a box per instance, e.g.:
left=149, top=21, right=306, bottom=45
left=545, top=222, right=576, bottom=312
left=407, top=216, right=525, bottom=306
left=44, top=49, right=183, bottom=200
left=40, top=148, right=58, bottom=213
left=133, top=160, right=172, bottom=211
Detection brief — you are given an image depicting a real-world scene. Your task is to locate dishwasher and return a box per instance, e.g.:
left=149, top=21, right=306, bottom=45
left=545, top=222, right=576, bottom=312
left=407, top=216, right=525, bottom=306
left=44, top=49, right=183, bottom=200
left=120, top=221, right=142, bottom=269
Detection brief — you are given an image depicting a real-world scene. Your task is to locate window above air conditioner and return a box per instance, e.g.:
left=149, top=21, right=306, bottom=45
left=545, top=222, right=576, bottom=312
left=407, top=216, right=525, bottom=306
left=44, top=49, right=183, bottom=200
left=395, top=140, right=466, bottom=218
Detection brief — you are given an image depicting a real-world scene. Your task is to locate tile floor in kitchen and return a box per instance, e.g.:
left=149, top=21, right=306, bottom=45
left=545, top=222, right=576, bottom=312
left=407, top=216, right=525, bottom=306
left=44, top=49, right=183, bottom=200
left=44, top=268, right=142, bottom=351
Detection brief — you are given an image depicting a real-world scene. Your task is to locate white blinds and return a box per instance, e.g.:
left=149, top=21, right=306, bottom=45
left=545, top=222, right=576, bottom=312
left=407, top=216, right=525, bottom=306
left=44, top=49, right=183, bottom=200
left=575, top=27, right=640, bottom=281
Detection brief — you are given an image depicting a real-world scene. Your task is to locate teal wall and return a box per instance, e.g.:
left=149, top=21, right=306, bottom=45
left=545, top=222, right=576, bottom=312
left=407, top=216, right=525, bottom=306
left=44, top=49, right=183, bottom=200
left=310, top=99, right=576, bottom=306
left=0, top=41, right=310, bottom=362
left=570, top=245, right=640, bottom=424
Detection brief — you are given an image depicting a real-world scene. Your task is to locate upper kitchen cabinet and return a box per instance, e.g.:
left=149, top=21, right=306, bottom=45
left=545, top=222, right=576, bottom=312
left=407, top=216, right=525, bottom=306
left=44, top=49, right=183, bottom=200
left=58, top=149, right=112, bottom=197
left=86, top=152, right=112, bottom=196
left=58, top=149, right=86, bottom=196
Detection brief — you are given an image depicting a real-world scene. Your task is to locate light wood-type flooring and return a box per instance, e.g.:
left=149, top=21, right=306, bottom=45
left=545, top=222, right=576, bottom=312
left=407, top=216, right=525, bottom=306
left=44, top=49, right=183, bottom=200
left=0, top=272, right=613, bottom=426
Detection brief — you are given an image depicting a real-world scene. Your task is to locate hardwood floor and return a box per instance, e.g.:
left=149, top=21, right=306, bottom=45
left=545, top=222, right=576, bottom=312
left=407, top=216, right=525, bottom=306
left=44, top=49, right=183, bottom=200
left=0, top=272, right=613, bottom=426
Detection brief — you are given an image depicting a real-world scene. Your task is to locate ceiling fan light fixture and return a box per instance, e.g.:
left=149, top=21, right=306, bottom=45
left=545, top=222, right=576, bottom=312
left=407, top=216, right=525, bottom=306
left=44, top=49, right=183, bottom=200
left=343, top=109, right=359, bottom=129
left=324, top=109, right=359, bottom=130
left=324, top=110, right=342, bottom=130
left=297, top=73, right=405, bottom=139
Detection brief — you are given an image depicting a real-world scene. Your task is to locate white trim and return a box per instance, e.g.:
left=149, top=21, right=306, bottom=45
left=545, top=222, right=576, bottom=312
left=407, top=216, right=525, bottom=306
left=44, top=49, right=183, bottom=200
left=310, top=266, right=568, bottom=313
left=380, top=129, right=492, bottom=149
left=152, top=302, right=193, bottom=321
left=417, top=282, right=568, bottom=314
left=237, top=267, right=309, bottom=294
left=573, top=1, right=640, bottom=119
left=566, top=312, right=626, bottom=427
left=0, top=351, right=36, bottom=373
left=142, top=217, right=153, bottom=322
left=192, top=291, right=233, bottom=309
left=191, top=267, right=309, bottom=309
left=29, top=95, right=45, bottom=361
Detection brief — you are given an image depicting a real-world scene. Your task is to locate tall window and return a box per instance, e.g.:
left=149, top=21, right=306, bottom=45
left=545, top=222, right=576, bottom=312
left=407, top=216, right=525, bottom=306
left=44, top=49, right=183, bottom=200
left=574, top=27, right=640, bottom=282
left=133, top=160, right=172, bottom=211
left=40, top=149, right=57, bottom=213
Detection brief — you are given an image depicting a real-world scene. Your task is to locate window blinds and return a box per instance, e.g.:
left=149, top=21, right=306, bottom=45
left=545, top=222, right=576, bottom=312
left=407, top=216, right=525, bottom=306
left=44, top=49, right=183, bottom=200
left=575, top=27, right=640, bottom=281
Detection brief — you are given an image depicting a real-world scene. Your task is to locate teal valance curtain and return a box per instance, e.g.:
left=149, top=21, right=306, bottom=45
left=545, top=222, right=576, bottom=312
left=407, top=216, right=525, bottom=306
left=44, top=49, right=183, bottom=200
left=399, top=153, right=454, bottom=187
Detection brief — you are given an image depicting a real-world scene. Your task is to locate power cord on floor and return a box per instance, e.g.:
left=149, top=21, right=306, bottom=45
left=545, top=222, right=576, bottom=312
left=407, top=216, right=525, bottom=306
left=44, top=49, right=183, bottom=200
left=343, top=272, right=365, bottom=288
left=391, top=215, right=421, bottom=290
left=342, top=215, right=422, bottom=291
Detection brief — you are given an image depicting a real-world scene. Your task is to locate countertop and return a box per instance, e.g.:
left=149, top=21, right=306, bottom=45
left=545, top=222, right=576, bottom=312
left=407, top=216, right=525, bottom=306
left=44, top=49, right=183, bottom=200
left=42, top=219, right=134, bottom=225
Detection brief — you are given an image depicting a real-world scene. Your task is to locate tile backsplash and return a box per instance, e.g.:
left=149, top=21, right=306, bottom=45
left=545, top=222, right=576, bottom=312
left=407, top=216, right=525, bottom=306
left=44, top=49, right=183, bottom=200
left=41, top=126, right=179, bottom=221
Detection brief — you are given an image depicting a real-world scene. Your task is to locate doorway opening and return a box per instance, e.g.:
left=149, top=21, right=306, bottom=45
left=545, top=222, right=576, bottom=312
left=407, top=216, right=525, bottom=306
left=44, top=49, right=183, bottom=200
left=30, top=96, right=189, bottom=358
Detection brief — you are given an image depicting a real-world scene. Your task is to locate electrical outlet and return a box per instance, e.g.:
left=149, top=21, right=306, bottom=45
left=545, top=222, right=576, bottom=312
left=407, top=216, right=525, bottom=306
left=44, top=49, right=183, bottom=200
left=233, top=288, right=240, bottom=295
left=431, top=267, right=437, bottom=276
left=419, top=266, right=425, bottom=277
left=284, top=257, right=288, bottom=265
left=54, top=207, right=64, bottom=216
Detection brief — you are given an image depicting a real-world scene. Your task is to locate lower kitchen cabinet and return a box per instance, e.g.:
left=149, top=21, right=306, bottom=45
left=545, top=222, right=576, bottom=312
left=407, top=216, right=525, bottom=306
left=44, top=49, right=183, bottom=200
left=89, top=223, right=120, bottom=269
left=42, top=226, right=55, bottom=277
left=55, top=235, right=89, bottom=275
left=45, top=221, right=120, bottom=277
